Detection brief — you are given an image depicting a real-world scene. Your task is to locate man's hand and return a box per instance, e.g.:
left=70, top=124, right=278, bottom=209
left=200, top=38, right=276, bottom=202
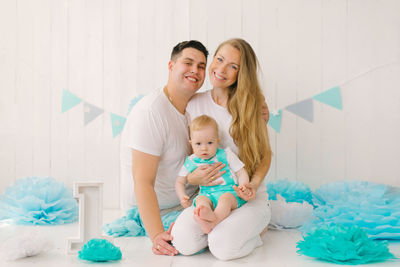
left=152, top=223, right=178, bottom=256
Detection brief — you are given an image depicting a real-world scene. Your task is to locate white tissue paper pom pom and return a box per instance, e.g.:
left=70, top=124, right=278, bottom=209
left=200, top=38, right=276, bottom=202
left=0, top=228, right=53, bottom=261
left=269, top=195, right=314, bottom=229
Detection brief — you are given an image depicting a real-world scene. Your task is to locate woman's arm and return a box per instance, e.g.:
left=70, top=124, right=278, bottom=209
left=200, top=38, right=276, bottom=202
left=233, top=121, right=272, bottom=199
left=235, top=168, right=249, bottom=186
left=186, top=162, right=226, bottom=186
left=132, top=149, right=178, bottom=256
left=251, top=120, right=272, bottom=188
left=249, top=152, right=271, bottom=189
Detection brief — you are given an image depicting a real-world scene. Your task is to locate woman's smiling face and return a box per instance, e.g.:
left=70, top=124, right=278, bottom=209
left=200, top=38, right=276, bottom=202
left=209, top=44, right=240, bottom=89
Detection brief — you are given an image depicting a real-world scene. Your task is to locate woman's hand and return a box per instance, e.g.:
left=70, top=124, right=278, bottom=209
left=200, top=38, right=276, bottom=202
left=233, top=182, right=257, bottom=201
left=152, top=223, right=179, bottom=256
left=187, top=162, right=226, bottom=186
left=261, top=96, right=270, bottom=123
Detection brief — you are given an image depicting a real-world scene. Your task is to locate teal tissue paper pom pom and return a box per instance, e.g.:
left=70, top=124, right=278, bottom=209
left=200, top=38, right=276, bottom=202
left=297, top=225, right=396, bottom=265
left=267, top=179, right=314, bottom=206
left=103, top=207, right=181, bottom=237
left=103, top=208, right=145, bottom=237
left=78, top=239, right=122, bottom=262
left=0, top=177, right=78, bottom=225
left=302, top=181, right=400, bottom=239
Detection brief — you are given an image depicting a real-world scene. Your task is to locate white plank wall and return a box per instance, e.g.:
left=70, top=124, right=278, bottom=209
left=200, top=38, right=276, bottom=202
left=0, top=0, right=399, bottom=209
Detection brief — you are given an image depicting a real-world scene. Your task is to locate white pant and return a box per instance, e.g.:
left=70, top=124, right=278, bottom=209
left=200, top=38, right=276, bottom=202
left=171, top=191, right=271, bottom=261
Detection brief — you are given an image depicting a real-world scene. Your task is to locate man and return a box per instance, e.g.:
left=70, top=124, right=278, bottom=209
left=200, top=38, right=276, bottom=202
left=120, top=41, right=216, bottom=256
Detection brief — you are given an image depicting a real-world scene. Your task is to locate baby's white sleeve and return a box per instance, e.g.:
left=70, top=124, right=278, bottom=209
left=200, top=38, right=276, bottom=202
left=178, top=164, right=190, bottom=177
left=225, top=147, right=244, bottom=172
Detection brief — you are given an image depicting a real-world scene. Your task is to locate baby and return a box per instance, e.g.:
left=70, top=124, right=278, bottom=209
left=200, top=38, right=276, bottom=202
left=175, top=115, right=251, bottom=234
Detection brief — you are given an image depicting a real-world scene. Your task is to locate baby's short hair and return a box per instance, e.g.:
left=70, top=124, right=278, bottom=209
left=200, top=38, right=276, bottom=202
left=190, top=115, right=219, bottom=135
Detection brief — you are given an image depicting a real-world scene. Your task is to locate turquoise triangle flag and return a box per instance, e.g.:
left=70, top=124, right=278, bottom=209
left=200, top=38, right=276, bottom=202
left=127, top=94, right=144, bottom=115
left=61, top=89, right=82, bottom=113
left=268, top=110, right=282, bottom=133
left=84, top=102, right=104, bottom=125
left=313, top=86, right=343, bottom=110
left=110, top=113, right=127, bottom=138
left=285, top=98, right=314, bottom=122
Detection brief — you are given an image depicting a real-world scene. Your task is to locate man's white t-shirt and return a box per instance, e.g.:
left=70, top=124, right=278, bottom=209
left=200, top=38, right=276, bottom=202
left=186, top=90, right=267, bottom=193
left=120, top=88, right=198, bottom=211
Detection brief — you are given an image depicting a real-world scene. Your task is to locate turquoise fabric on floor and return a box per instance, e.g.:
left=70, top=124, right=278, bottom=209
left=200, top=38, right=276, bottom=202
left=103, top=207, right=181, bottom=237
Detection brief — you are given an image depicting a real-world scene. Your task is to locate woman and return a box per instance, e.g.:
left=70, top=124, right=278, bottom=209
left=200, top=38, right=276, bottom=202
left=171, top=38, right=272, bottom=260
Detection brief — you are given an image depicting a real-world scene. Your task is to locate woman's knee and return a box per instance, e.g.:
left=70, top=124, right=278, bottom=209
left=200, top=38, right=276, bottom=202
left=208, top=235, right=240, bottom=261
left=171, top=207, right=207, bottom=255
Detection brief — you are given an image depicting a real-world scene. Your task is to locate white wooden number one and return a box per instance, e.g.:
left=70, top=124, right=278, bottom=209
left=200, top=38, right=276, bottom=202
left=67, top=182, right=113, bottom=254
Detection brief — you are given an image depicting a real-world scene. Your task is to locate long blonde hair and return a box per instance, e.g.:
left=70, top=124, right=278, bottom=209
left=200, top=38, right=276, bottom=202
left=214, top=38, right=271, bottom=177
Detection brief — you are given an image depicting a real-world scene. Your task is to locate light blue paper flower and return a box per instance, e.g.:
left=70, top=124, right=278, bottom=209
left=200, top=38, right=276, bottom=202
left=103, top=207, right=181, bottom=237
left=267, top=179, right=314, bottom=206
left=0, top=177, right=78, bottom=225
left=78, top=239, right=122, bottom=262
left=302, top=181, right=400, bottom=239
left=297, top=225, right=396, bottom=265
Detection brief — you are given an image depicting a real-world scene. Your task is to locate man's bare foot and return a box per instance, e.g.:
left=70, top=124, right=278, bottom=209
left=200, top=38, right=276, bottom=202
left=194, top=205, right=216, bottom=222
left=194, top=214, right=216, bottom=234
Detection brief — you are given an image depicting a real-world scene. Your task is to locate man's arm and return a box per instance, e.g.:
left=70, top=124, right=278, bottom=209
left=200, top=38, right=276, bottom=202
left=132, top=149, right=178, bottom=256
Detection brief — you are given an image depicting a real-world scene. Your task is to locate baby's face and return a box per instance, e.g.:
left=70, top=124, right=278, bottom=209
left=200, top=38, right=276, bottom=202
left=190, top=126, right=219, bottom=160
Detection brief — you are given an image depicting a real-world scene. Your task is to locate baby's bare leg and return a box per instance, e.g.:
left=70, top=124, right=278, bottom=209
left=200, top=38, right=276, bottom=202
left=194, top=196, right=217, bottom=233
left=195, top=193, right=238, bottom=234
left=213, top=193, right=238, bottom=226
left=194, top=196, right=218, bottom=234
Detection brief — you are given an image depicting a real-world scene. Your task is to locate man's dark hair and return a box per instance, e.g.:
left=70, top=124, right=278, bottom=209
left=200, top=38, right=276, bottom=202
left=171, top=40, right=208, bottom=61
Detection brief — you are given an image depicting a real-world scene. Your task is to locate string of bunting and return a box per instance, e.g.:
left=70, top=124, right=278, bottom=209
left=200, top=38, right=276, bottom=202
left=61, top=89, right=127, bottom=138
left=267, top=86, right=342, bottom=133
left=267, top=60, right=399, bottom=133
left=62, top=86, right=340, bottom=137
left=61, top=61, right=397, bottom=136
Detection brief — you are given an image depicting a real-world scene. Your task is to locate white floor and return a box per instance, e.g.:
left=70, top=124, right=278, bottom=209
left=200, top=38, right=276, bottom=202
left=1, top=210, right=399, bottom=267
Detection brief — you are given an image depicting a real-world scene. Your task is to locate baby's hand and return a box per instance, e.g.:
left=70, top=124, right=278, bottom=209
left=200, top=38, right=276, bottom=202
left=239, top=185, right=251, bottom=196
left=233, top=183, right=256, bottom=201
left=180, top=195, right=192, bottom=208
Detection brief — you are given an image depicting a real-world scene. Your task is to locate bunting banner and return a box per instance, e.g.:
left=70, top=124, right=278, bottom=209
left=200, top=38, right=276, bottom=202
left=268, top=110, right=282, bottom=133
left=61, top=89, right=144, bottom=138
left=61, top=89, right=82, bottom=113
left=127, top=94, right=144, bottom=115
left=266, top=86, right=343, bottom=133
left=83, top=102, right=104, bottom=125
left=110, top=113, right=127, bottom=138
left=285, top=98, right=314, bottom=123
left=313, top=86, right=343, bottom=110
